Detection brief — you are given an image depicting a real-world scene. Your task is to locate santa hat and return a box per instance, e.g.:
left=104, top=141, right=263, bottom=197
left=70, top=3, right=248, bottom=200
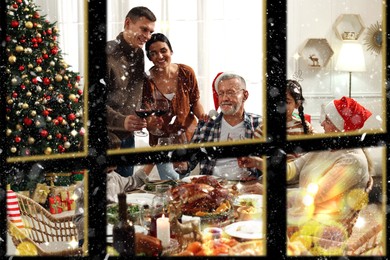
left=324, top=96, right=372, bottom=131
left=212, top=72, right=223, bottom=110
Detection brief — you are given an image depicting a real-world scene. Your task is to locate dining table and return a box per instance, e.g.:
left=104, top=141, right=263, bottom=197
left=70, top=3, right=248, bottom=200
left=107, top=175, right=265, bottom=256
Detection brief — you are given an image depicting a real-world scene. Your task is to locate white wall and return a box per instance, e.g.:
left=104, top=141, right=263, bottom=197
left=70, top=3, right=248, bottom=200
left=287, top=0, right=384, bottom=133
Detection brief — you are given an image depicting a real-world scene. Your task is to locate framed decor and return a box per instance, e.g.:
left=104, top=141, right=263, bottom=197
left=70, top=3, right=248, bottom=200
left=364, top=21, right=383, bottom=54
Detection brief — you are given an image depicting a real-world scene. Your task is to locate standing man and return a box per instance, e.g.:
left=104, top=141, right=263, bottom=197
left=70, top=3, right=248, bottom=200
left=106, top=7, right=156, bottom=177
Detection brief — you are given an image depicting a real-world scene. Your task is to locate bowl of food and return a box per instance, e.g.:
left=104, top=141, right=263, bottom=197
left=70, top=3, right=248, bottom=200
left=107, top=203, right=143, bottom=225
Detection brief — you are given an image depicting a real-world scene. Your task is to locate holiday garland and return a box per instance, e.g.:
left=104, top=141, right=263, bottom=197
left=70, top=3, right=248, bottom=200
left=5, top=0, right=85, bottom=156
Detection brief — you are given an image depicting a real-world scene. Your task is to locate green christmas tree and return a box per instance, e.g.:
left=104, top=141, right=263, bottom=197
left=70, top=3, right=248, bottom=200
left=5, top=0, right=85, bottom=157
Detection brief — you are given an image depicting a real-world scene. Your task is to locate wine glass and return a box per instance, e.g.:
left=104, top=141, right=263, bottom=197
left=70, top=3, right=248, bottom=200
left=150, top=98, right=170, bottom=136
left=134, top=100, right=153, bottom=137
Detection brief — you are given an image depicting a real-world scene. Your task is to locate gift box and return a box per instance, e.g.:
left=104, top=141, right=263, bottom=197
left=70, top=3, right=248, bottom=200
left=48, top=195, right=63, bottom=214
left=31, top=183, right=50, bottom=204
left=60, top=191, right=69, bottom=212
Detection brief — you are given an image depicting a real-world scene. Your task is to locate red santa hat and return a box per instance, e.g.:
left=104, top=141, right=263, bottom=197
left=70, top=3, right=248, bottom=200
left=324, top=96, right=372, bottom=131
left=212, top=72, right=224, bottom=110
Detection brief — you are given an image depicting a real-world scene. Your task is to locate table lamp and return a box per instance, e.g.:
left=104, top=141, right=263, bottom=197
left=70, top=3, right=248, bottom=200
left=335, top=42, right=366, bottom=97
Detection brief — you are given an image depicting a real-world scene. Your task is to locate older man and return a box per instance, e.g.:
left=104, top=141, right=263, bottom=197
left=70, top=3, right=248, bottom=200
left=174, top=72, right=262, bottom=180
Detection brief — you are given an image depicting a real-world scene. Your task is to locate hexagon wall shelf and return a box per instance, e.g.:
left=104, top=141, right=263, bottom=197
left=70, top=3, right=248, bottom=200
left=300, top=38, right=334, bottom=68
left=333, top=14, right=365, bottom=41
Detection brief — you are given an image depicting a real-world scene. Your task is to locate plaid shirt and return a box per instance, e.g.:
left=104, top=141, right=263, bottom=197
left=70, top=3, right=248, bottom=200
left=189, top=111, right=263, bottom=175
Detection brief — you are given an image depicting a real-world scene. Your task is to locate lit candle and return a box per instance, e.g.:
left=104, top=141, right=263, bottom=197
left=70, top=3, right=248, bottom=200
left=156, top=214, right=170, bottom=248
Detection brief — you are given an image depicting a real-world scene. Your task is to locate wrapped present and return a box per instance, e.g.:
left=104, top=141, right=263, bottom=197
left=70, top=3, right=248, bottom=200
left=31, top=183, right=50, bottom=204
left=48, top=195, right=63, bottom=214
left=60, top=191, right=69, bottom=212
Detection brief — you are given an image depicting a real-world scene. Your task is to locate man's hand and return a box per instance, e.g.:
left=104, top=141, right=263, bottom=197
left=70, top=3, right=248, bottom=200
left=237, top=156, right=263, bottom=170
left=124, top=115, right=147, bottom=132
left=173, top=161, right=188, bottom=174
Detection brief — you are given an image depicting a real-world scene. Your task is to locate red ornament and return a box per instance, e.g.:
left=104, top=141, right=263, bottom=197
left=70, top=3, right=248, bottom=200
left=76, top=76, right=81, bottom=82
left=53, top=119, right=59, bottom=125
left=20, top=84, right=26, bottom=90
left=36, top=58, right=43, bottom=64
left=57, top=116, right=64, bottom=123
left=56, top=133, right=62, bottom=139
left=42, top=53, right=49, bottom=59
left=40, top=129, right=49, bottom=138
left=32, top=78, right=38, bottom=84
left=62, top=136, right=68, bottom=141
left=42, top=110, right=50, bottom=116
left=6, top=36, right=11, bottom=42
left=12, top=4, right=18, bottom=9
left=67, top=83, right=73, bottom=88
left=20, top=38, right=26, bottom=43
left=23, top=117, right=33, bottom=126
left=73, top=98, right=79, bottom=103
left=52, top=36, right=57, bottom=41
left=33, top=23, right=38, bottom=28
left=77, top=89, right=83, bottom=95
left=33, top=12, right=40, bottom=19
left=11, top=20, right=19, bottom=28
left=16, top=0, right=22, bottom=3
left=46, top=29, right=52, bottom=35
left=37, top=37, right=42, bottom=43
left=33, top=43, right=38, bottom=48
left=43, top=77, right=50, bottom=85
left=50, top=47, right=58, bottom=55
left=15, top=136, right=21, bottom=143
left=67, top=113, right=76, bottom=121
left=58, top=145, right=65, bottom=153
left=18, top=65, right=25, bottom=71
left=45, top=95, right=51, bottom=100
left=12, top=92, right=18, bottom=98
left=31, top=38, right=37, bottom=43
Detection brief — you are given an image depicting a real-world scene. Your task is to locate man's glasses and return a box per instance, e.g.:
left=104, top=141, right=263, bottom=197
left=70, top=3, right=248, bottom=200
left=216, top=89, right=244, bottom=98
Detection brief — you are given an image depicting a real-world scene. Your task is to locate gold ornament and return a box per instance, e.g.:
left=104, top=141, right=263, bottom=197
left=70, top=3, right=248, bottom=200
left=23, top=7, right=29, bottom=12
left=63, top=75, right=69, bottom=81
left=6, top=129, right=12, bottom=136
left=68, top=94, right=77, bottom=101
left=44, top=147, right=52, bottom=155
left=16, top=124, right=22, bottom=130
left=8, top=55, right=16, bottom=63
left=36, top=24, right=42, bottom=29
left=22, top=74, right=28, bottom=79
left=64, top=141, right=71, bottom=148
left=26, top=91, right=32, bottom=97
left=50, top=61, right=55, bottom=66
left=28, top=63, right=33, bottom=69
left=15, top=45, right=24, bottom=52
left=24, top=48, right=32, bottom=54
left=36, top=33, right=41, bottom=38
left=11, top=147, right=17, bottom=153
left=28, top=137, right=35, bottom=144
left=11, top=78, right=18, bottom=85
left=35, top=66, right=42, bottom=72
left=46, top=116, right=52, bottom=122
left=53, top=26, right=58, bottom=33
left=48, top=85, right=54, bottom=91
left=7, top=99, right=13, bottom=105
left=42, top=49, right=47, bottom=54
left=35, top=121, right=41, bottom=127
left=22, top=103, right=29, bottom=109
left=47, top=135, right=52, bottom=140
left=30, top=110, right=37, bottom=117
left=25, top=21, right=33, bottom=29
left=62, top=120, right=68, bottom=125
left=55, top=74, right=63, bottom=82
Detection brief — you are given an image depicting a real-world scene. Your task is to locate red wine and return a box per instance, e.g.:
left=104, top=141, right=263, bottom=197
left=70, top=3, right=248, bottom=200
left=149, top=212, right=163, bottom=237
left=135, top=110, right=152, bottom=118
left=153, top=109, right=168, bottom=117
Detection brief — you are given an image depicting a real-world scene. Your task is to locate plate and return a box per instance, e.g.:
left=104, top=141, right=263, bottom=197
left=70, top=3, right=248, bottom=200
left=229, top=240, right=264, bottom=255
left=181, top=175, right=220, bottom=183
left=126, top=193, right=155, bottom=206
left=107, top=224, right=147, bottom=243
left=234, top=194, right=263, bottom=207
left=224, top=220, right=263, bottom=240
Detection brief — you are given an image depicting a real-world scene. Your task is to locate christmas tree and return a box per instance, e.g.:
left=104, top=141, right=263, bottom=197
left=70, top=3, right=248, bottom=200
left=5, top=0, right=85, bottom=157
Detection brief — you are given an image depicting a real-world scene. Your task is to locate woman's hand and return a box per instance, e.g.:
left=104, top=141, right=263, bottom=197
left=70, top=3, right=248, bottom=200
left=124, top=115, right=147, bottom=132
left=237, top=156, right=263, bottom=170
left=146, top=115, right=164, bottom=132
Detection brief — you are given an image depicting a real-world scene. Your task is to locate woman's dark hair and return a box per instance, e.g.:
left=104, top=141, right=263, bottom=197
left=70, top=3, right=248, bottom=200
left=287, top=79, right=308, bottom=134
left=145, top=33, right=173, bottom=60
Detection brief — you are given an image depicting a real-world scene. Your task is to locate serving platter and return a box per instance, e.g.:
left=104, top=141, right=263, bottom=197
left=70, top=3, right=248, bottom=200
left=224, top=220, right=263, bottom=240
left=126, top=193, right=155, bottom=206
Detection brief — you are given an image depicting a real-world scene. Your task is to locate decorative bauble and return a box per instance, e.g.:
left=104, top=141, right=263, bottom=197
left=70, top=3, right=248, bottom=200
left=51, top=47, right=58, bottom=55
left=31, top=78, right=38, bottom=84
left=23, top=117, right=32, bottom=126
left=8, top=55, right=16, bottom=63
left=58, top=145, right=65, bottom=153
left=64, top=141, right=71, bottom=149
left=47, top=135, right=52, bottom=140
left=6, top=129, right=12, bottom=136
left=33, top=12, right=40, bottom=19
left=36, top=24, right=42, bottom=29
left=15, top=45, right=24, bottom=52
left=76, top=112, right=81, bottom=117
left=44, top=147, right=52, bottom=155
left=11, top=77, right=18, bottom=85
left=46, top=28, right=52, bottom=35
left=11, top=20, right=19, bottom=28
left=15, top=110, right=21, bottom=116
left=63, top=136, right=68, bottom=141
left=43, top=77, right=50, bottom=85
left=36, top=32, right=41, bottom=38
left=40, top=129, right=48, bottom=137
left=25, top=21, right=33, bottom=29
left=37, top=37, right=42, bottom=43
left=35, top=120, right=41, bottom=127
left=18, top=65, right=25, bottom=71
left=53, top=27, right=58, bottom=33
left=42, top=110, right=49, bottom=116
left=24, top=47, right=32, bottom=54
left=55, top=74, right=63, bottom=82
left=48, top=85, right=54, bottom=91
left=28, top=137, right=35, bottom=144
left=50, top=61, right=55, bottom=66
left=68, top=94, right=77, bottom=101
left=36, top=57, right=43, bottom=64
left=61, top=120, right=68, bottom=126
left=26, top=91, right=32, bottom=97
left=79, top=128, right=85, bottom=136
left=10, top=147, right=17, bottom=153
left=33, top=43, right=38, bottom=48
left=46, top=116, right=52, bottom=122
left=77, top=89, right=83, bottom=95
left=22, top=103, right=29, bottom=109
left=27, top=63, right=33, bottom=68
left=67, top=113, right=76, bottom=121
left=35, top=66, right=42, bottom=72
left=53, top=119, right=59, bottom=125
left=64, top=75, right=69, bottom=81
left=36, top=86, right=42, bottom=92
left=43, top=53, right=48, bottom=59
left=12, top=92, right=18, bottom=98
left=16, top=124, right=22, bottom=130
left=6, top=68, right=11, bottom=73
left=7, top=99, right=13, bottom=105
left=15, top=136, right=21, bottom=143
left=56, top=133, right=62, bottom=139
left=30, top=110, right=37, bottom=117
left=21, top=84, right=26, bottom=90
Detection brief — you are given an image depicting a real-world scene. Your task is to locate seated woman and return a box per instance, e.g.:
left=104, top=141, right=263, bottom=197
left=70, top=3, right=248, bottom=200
left=287, top=96, right=374, bottom=254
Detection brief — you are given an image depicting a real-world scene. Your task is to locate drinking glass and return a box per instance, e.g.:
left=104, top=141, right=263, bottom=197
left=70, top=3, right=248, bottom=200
left=150, top=98, right=170, bottom=136
left=157, top=137, right=172, bottom=146
left=134, top=100, right=153, bottom=137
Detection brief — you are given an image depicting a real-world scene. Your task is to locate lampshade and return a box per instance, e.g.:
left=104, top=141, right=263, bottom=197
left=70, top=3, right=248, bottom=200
left=335, top=42, right=366, bottom=72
